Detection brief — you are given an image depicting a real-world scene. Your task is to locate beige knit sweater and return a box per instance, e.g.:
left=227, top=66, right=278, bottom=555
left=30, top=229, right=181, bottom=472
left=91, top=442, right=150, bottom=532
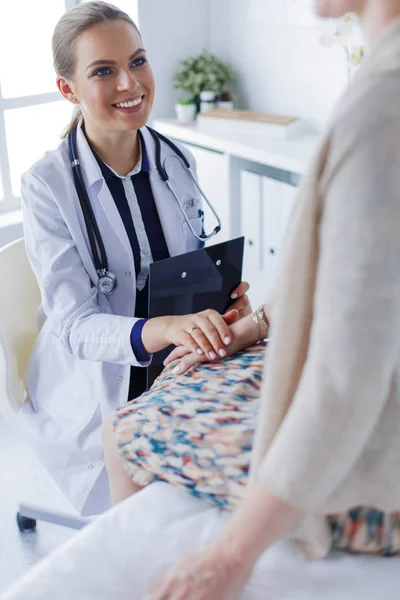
left=250, top=18, right=400, bottom=558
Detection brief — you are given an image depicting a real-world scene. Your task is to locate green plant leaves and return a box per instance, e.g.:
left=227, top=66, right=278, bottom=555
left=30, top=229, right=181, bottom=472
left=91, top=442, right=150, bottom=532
left=173, top=50, right=235, bottom=102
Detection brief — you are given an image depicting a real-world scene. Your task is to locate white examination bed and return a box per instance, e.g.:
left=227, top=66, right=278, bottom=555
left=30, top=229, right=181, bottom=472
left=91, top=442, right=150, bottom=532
left=2, top=482, right=400, bottom=599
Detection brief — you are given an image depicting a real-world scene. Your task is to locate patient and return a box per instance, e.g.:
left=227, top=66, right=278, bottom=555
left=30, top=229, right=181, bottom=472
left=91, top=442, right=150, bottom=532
left=102, top=0, right=400, bottom=597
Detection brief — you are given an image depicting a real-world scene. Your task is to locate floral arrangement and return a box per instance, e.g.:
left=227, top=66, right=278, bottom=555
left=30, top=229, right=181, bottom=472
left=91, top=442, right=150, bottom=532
left=320, top=13, right=367, bottom=79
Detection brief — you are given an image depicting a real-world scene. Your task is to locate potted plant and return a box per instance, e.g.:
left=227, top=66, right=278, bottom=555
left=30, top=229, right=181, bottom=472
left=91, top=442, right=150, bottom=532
left=173, top=50, right=235, bottom=112
left=175, top=97, right=197, bottom=124
left=217, top=90, right=234, bottom=110
left=199, top=90, right=217, bottom=114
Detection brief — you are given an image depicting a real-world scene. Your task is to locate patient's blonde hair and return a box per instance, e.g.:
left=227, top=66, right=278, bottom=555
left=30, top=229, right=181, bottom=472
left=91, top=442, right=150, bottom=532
left=52, top=1, right=140, bottom=137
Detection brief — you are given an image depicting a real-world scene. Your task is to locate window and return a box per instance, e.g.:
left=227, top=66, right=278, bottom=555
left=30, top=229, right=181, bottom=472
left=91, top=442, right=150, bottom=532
left=0, top=0, right=77, bottom=214
left=0, top=0, right=139, bottom=215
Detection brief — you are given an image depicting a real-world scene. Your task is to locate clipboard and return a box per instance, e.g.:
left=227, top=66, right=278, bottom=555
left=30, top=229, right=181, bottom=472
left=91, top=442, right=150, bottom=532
left=146, top=236, right=244, bottom=387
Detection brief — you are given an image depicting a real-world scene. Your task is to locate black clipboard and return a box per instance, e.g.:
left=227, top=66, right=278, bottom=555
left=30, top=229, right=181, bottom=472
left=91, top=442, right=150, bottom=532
left=146, top=236, right=244, bottom=388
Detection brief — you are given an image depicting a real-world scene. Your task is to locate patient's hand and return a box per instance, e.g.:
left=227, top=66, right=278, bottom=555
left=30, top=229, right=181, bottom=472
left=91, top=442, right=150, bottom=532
left=149, top=545, right=250, bottom=600
left=164, top=346, right=207, bottom=374
left=163, top=334, right=236, bottom=375
left=228, top=281, right=252, bottom=319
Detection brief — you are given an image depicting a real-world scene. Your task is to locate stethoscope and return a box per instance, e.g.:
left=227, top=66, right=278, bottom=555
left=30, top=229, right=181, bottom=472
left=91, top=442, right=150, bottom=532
left=67, top=123, right=222, bottom=295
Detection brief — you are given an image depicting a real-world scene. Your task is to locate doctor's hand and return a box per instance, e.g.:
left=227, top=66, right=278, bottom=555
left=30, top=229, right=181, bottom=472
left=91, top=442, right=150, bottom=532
left=228, top=281, right=252, bottom=319
left=163, top=309, right=238, bottom=369
left=164, top=309, right=258, bottom=375
left=165, top=310, right=236, bottom=360
left=142, top=310, right=238, bottom=360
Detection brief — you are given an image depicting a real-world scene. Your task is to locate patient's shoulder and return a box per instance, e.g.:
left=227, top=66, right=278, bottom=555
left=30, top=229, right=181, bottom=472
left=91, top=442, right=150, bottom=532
left=322, top=72, right=400, bottom=187
left=331, top=72, right=400, bottom=150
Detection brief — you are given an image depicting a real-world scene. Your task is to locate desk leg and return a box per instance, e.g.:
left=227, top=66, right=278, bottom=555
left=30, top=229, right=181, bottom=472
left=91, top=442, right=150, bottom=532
left=227, top=155, right=242, bottom=240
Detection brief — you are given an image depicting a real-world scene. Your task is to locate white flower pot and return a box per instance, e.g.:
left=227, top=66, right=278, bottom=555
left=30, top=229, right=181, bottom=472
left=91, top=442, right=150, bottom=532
left=217, top=100, right=234, bottom=110
left=199, top=90, right=216, bottom=114
left=175, top=103, right=197, bottom=124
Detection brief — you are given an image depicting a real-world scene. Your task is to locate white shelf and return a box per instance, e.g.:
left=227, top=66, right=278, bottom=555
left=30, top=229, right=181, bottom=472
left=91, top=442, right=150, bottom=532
left=152, top=118, right=320, bottom=175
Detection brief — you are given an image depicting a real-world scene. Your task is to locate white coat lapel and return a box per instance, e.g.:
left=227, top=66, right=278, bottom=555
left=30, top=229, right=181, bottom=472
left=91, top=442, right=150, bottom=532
left=95, top=182, right=131, bottom=253
left=76, top=123, right=133, bottom=264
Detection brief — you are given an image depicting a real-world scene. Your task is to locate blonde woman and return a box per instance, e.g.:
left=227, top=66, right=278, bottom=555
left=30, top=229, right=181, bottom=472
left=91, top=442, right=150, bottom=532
left=21, top=1, right=249, bottom=517
left=102, top=1, right=400, bottom=598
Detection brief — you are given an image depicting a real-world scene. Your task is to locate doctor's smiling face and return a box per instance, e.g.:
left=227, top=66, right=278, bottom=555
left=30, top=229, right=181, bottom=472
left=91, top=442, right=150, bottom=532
left=57, top=19, right=155, bottom=133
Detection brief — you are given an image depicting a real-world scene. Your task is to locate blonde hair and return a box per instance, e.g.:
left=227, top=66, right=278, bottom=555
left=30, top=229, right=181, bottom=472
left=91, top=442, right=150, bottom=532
left=52, top=1, right=139, bottom=137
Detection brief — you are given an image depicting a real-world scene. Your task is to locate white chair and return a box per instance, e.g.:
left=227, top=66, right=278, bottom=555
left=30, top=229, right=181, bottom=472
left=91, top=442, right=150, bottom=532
left=0, top=238, right=86, bottom=532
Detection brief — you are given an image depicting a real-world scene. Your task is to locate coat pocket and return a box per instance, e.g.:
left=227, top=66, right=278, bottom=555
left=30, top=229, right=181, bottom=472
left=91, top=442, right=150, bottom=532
left=181, top=215, right=204, bottom=239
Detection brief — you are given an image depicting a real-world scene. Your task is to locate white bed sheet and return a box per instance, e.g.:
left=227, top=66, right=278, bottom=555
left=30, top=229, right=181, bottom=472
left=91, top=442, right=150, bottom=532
left=2, top=482, right=400, bottom=599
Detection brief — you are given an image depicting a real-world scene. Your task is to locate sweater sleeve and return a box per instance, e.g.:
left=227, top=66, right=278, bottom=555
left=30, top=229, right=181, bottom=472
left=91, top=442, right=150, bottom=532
left=130, top=319, right=151, bottom=363
left=258, top=123, right=400, bottom=511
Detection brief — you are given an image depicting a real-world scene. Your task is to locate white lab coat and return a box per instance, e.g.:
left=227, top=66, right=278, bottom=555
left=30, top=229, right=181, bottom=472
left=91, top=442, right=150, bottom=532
left=19, top=124, right=203, bottom=515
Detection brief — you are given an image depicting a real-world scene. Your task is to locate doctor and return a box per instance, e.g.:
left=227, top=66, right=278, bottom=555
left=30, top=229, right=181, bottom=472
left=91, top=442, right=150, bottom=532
left=20, top=1, right=250, bottom=516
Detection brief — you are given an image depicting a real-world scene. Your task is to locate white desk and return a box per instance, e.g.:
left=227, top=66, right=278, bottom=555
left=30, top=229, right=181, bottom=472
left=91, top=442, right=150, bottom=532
left=153, top=118, right=319, bottom=175
left=153, top=118, right=320, bottom=306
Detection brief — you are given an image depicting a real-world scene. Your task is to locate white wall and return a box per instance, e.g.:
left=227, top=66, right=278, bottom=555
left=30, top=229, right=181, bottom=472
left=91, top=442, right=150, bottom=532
left=209, top=0, right=349, bottom=132
left=138, top=0, right=211, bottom=120
left=139, top=0, right=350, bottom=131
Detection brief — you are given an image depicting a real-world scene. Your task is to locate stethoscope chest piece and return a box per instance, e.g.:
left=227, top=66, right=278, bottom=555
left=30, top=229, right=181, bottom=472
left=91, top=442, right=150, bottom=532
left=97, top=270, right=117, bottom=295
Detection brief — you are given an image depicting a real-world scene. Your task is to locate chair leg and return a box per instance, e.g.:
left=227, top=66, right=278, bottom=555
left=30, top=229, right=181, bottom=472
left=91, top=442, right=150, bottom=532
left=16, top=512, right=37, bottom=532
left=17, top=502, right=90, bottom=531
